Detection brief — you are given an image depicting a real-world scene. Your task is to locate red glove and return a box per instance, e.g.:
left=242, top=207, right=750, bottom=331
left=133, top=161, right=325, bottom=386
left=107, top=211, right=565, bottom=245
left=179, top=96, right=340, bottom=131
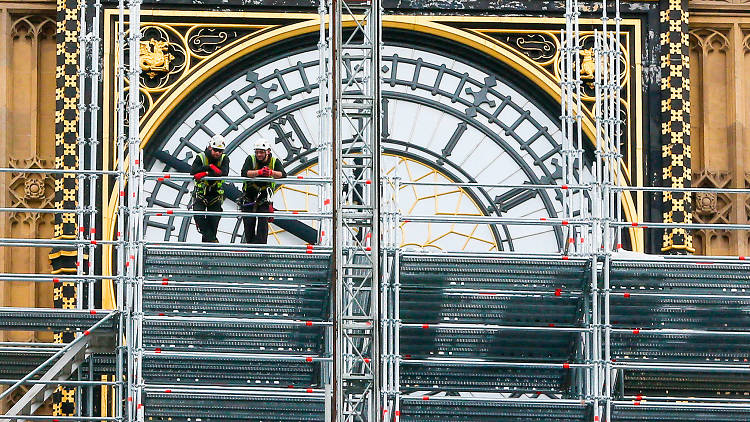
left=194, top=171, right=208, bottom=181
left=209, top=164, right=221, bottom=175
left=258, top=167, right=272, bottom=177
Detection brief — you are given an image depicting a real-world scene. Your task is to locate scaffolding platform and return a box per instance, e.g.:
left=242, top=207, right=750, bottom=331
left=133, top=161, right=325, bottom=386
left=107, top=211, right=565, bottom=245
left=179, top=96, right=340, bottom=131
left=144, top=390, right=325, bottom=421
left=0, top=307, right=115, bottom=331
left=399, top=398, right=592, bottom=422
left=610, top=404, right=750, bottom=421
left=140, top=247, right=331, bottom=418
left=608, top=259, right=750, bottom=399
left=399, top=254, right=588, bottom=396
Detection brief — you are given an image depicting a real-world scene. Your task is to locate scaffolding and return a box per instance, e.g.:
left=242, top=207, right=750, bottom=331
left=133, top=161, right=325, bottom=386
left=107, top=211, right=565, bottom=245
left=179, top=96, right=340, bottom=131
left=5, top=0, right=750, bottom=421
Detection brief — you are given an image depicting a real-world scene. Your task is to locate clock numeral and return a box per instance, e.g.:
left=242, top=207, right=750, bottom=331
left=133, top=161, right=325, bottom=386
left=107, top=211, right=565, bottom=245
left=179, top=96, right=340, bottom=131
left=451, top=72, right=469, bottom=103
left=431, top=64, right=446, bottom=96
left=382, top=98, right=390, bottom=140
left=465, top=76, right=497, bottom=118
left=270, top=115, right=313, bottom=163
left=488, top=95, right=512, bottom=125
left=294, top=61, right=313, bottom=94
left=493, top=158, right=564, bottom=214
left=385, top=55, right=398, bottom=87
left=410, top=58, right=423, bottom=90
left=283, top=114, right=311, bottom=151
left=519, top=127, right=549, bottom=152
left=210, top=104, right=239, bottom=132
left=271, top=69, right=293, bottom=100
left=440, top=122, right=468, bottom=162
left=494, top=187, right=537, bottom=213
left=246, top=70, right=278, bottom=113
left=270, top=120, right=297, bottom=162
left=504, top=110, right=530, bottom=136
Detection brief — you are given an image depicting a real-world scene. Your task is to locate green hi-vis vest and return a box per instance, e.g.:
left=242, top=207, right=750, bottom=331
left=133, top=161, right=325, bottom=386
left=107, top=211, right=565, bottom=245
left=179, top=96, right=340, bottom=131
left=195, top=152, right=225, bottom=203
left=243, top=156, right=277, bottom=193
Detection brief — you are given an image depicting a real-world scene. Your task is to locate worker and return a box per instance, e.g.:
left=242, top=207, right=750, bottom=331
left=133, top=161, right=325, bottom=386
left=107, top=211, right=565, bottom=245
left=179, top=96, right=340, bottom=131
left=190, top=135, right=229, bottom=243
left=240, top=138, right=286, bottom=244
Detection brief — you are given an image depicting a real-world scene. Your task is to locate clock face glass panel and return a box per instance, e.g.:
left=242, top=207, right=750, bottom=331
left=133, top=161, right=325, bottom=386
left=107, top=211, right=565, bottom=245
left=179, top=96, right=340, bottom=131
left=143, top=39, right=594, bottom=253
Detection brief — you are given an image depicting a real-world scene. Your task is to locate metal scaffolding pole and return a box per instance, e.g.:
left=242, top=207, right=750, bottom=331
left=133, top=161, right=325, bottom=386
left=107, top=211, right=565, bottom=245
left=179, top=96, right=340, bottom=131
left=330, top=0, right=382, bottom=420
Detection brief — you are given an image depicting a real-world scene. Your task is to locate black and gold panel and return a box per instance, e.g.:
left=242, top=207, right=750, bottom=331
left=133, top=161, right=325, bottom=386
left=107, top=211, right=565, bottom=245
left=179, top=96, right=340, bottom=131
left=51, top=0, right=80, bottom=415
left=659, top=0, right=693, bottom=253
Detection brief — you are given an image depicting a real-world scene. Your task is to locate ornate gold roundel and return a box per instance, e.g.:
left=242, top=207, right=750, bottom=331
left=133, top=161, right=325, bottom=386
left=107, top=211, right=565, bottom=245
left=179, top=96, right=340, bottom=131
left=143, top=42, right=595, bottom=252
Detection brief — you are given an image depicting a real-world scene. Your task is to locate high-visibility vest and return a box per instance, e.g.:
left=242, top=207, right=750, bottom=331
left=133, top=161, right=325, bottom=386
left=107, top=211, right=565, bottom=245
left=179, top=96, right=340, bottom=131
left=243, top=156, right=277, bottom=194
left=195, top=152, right=225, bottom=203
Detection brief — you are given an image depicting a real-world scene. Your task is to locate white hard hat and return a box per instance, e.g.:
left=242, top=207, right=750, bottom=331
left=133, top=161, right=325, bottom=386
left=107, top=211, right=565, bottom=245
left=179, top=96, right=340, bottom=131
left=254, top=138, right=271, bottom=151
left=209, top=134, right=226, bottom=150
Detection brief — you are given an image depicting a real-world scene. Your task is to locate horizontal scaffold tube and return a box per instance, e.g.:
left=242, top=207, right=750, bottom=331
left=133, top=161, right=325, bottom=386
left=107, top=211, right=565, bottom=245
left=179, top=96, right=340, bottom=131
left=400, top=396, right=593, bottom=405
left=0, top=417, right=119, bottom=421
left=612, top=221, right=750, bottom=230
left=143, top=208, right=329, bottom=220
left=401, top=322, right=590, bottom=332
left=0, top=238, right=120, bottom=247
left=0, top=274, right=118, bottom=282
left=143, top=173, right=330, bottom=186
left=395, top=180, right=591, bottom=190
left=610, top=362, right=750, bottom=372
left=143, top=385, right=326, bottom=397
left=142, top=350, right=332, bottom=362
left=0, top=208, right=94, bottom=214
left=400, top=215, right=591, bottom=226
left=613, top=185, right=750, bottom=194
left=610, top=400, right=750, bottom=410
left=0, top=379, right=121, bottom=386
left=400, top=358, right=591, bottom=369
left=0, top=168, right=120, bottom=175
left=143, top=315, right=332, bottom=326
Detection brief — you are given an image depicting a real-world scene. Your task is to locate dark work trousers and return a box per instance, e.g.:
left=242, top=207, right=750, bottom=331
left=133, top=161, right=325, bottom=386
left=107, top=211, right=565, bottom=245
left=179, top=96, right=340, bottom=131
left=242, top=202, right=271, bottom=244
left=193, top=199, right=223, bottom=242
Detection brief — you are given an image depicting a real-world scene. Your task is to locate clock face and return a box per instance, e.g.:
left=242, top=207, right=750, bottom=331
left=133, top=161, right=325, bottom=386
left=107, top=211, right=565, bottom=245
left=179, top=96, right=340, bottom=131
left=143, top=37, right=594, bottom=253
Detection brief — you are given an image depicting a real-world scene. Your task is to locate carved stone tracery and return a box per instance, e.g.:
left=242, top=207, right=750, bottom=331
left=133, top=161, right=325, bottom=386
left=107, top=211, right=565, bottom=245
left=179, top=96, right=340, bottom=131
left=8, top=156, right=56, bottom=227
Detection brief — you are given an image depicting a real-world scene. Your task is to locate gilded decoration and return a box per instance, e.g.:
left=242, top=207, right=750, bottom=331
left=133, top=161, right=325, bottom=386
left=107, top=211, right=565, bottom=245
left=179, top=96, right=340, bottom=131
left=116, top=20, right=272, bottom=122
left=125, top=25, right=187, bottom=91
left=140, top=39, right=174, bottom=78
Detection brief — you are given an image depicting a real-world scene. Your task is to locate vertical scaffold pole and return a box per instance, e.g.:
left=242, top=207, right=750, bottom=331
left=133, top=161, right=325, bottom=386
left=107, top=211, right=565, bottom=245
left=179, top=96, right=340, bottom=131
left=318, top=0, right=332, bottom=248
left=331, top=0, right=382, bottom=420
left=124, top=0, right=142, bottom=419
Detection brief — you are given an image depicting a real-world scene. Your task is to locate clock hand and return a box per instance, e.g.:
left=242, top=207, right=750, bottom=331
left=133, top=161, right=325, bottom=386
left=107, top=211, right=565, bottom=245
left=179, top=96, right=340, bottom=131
left=152, top=150, right=319, bottom=243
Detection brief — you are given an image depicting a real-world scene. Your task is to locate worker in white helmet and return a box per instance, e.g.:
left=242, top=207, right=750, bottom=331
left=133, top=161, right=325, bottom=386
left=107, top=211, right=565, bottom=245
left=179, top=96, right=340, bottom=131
left=190, top=135, right=229, bottom=242
left=240, top=137, right=286, bottom=243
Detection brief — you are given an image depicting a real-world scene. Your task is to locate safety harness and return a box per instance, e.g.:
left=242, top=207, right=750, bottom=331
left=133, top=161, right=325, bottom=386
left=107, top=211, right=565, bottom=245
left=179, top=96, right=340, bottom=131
left=194, top=152, right=225, bottom=206
left=243, top=156, right=277, bottom=197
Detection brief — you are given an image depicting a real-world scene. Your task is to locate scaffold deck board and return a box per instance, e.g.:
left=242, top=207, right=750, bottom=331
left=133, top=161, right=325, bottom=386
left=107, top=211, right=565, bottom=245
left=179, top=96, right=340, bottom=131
left=611, top=404, right=750, bottom=421
left=400, top=364, right=569, bottom=394
left=144, top=391, right=325, bottom=421
left=399, top=398, right=590, bottom=421
left=0, top=308, right=116, bottom=331
left=623, top=370, right=750, bottom=397
left=143, top=354, right=320, bottom=387
left=143, top=284, right=329, bottom=320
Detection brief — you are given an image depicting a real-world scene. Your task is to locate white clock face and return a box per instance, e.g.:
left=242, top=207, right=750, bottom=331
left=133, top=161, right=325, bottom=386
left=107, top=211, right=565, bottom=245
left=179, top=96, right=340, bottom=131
left=143, top=39, right=594, bottom=252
